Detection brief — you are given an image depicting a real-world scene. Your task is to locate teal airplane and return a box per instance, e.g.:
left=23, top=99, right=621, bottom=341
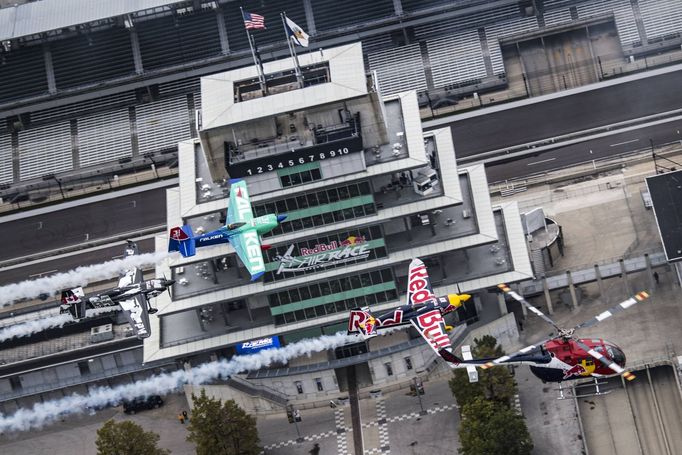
left=168, top=179, right=286, bottom=280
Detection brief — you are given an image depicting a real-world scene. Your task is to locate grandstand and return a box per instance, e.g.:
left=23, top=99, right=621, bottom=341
left=0, top=0, right=681, bottom=204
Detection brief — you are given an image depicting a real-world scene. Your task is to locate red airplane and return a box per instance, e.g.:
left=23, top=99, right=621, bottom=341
left=440, top=284, right=649, bottom=397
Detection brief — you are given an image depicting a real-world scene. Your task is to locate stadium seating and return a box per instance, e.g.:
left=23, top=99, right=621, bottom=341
left=639, top=0, right=682, bottom=41
left=312, top=0, right=395, bottom=31
left=543, top=7, right=574, bottom=28
left=135, top=95, right=191, bottom=155
left=51, top=27, right=135, bottom=89
left=17, top=122, right=73, bottom=181
left=0, top=43, right=48, bottom=102
left=367, top=44, right=428, bottom=95
left=427, top=31, right=488, bottom=87
left=577, top=0, right=639, bottom=46
left=137, top=10, right=222, bottom=71
left=0, top=132, right=12, bottom=184
left=77, top=109, right=132, bottom=168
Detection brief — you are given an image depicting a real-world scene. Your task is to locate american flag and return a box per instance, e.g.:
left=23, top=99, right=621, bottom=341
left=243, top=11, right=265, bottom=30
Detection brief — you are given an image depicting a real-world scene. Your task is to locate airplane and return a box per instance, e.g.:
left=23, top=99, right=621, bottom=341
left=439, top=284, right=650, bottom=398
left=59, top=241, right=173, bottom=339
left=167, top=179, right=286, bottom=281
left=347, top=258, right=472, bottom=360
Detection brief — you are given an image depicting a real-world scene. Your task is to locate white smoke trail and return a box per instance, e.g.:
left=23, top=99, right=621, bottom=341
left=0, top=252, right=168, bottom=307
left=0, top=332, right=361, bottom=433
left=0, top=307, right=119, bottom=342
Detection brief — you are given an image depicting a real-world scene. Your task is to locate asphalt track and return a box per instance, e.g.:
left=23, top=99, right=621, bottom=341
left=432, top=70, right=682, bottom=158
left=0, top=238, right=156, bottom=287
left=0, top=189, right=165, bottom=262
left=485, top=117, right=682, bottom=182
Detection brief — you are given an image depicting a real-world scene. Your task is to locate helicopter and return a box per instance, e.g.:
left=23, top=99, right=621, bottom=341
left=439, top=284, right=649, bottom=399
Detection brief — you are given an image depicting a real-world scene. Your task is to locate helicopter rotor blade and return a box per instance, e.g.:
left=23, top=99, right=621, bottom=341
left=498, top=284, right=562, bottom=333
left=480, top=337, right=553, bottom=369
left=572, top=337, right=635, bottom=381
left=571, top=291, right=649, bottom=332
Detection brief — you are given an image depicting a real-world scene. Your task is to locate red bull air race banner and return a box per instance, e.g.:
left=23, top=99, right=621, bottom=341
left=275, top=236, right=372, bottom=274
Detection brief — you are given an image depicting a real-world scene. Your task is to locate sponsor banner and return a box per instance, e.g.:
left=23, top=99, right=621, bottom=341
left=235, top=336, right=281, bottom=354
left=274, top=236, right=373, bottom=274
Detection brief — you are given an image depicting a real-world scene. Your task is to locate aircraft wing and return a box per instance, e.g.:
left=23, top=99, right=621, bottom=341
left=118, top=266, right=142, bottom=288
left=409, top=308, right=452, bottom=356
left=406, top=258, right=436, bottom=306
left=118, top=294, right=151, bottom=339
left=231, top=228, right=266, bottom=280
left=227, top=179, right=254, bottom=225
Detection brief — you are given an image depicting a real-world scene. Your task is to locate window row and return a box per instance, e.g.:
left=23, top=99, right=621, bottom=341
left=253, top=181, right=372, bottom=216
left=280, top=168, right=322, bottom=187
left=273, top=289, right=399, bottom=326
left=268, top=267, right=394, bottom=307
left=264, top=203, right=376, bottom=238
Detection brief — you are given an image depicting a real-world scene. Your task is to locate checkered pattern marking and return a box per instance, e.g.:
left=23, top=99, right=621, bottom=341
left=261, top=403, right=457, bottom=454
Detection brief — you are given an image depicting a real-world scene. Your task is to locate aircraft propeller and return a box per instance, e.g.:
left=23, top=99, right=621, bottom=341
left=481, top=284, right=648, bottom=381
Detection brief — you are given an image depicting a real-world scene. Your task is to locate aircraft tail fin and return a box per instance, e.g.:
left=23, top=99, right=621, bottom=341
left=60, top=288, right=87, bottom=320
left=168, top=225, right=196, bottom=257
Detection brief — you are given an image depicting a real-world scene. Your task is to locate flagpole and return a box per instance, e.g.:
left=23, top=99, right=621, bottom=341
left=281, top=12, right=304, bottom=89
left=240, top=6, right=266, bottom=96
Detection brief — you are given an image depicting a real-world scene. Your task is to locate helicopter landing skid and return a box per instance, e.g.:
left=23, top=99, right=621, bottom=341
left=555, top=379, right=612, bottom=400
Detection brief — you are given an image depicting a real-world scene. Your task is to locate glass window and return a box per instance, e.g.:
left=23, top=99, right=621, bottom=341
left=327, top=188, right=339, bottom=203
left=299, top=286, right=311, bottom=301
left=305, top=307, right=316, bottom=319
left=366, top=293, right=377, bottom=305
left=276, top=200, right=287, bottom=213
left=281, top=175, right=291, bottom=187
left=359, top=181, right=371, bottom=194
left=317, top=190, right=328, bottom=204
left=316, top=305, right=326, bottom=316
left=274, top=314, right=285, bottom=325
left=364, top=204, right=376, bottom=215
left=311, top=168, right=322, bottom=180
left=325, top=302, right=336, bottom=314
left=280, top=292, right=291, bottom=305
left=386, top=289, right=398, bottom=301
left=288, top=289, right=300, bottom=303
left=265, top=203, right=276, bottom=214
left=285, top=198, right=298, bottom=211
left=306, top=193, right=318, bottom=207
left=370, top=270, right=382, bottom=284
left=320, top=282, right=330, bottom=295
left=322, top=212, right=334, bottom=225
left=301, top=171, right=313, bottom=183
left=268, top=294, right=280, bottom=307
left=295, top=381, right=303, bottom=394
left=385, top=362, right=393, bottom=376
left=338, top=277, right=351, bottom=292
left=291, top=219, right=304, bottom=231
left=353, top=206, right=365, bottom=217
left=342, top=208, right=354, bottom=220
left=370, top=225, right=382, bottom=238
left=315, top=378, right=324, bottom=392
left=329, top=280, right=341, bottom=294
left=349, top=184, right=360, bottom=198
left=349, top=275, right=361, bottom=289
left=284, top=312, right=296, bottom=324
left=333, top=211, right=345, bottom=222
left=380, top=269, right=392, bottom=282
left=290, top=173, right=302, bottom=186
left=302, top=217, right=314, bottom=229
left=404, top=357, right=413, bottom=370
left=309, top=284, right=321, bottom=298
left=296, top=195, right=308, bottom=209
left=338, top=186, right=350, bottom=200
left=282, top=222, right=293, bottom=233
left=312, top=214, right=323, bottom=226
left=294, top=310, right=305, bottom=321
left=360, top=273, right=372, bottom=288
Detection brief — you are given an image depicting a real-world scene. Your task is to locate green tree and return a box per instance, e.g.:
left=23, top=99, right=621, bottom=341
left=186, top=389, right=260, bottom=455
left=458, top=398, right=533, bottom=455
left=449, top=336, right=517, bottom=407
left=96, top=419, right=170, bottom=455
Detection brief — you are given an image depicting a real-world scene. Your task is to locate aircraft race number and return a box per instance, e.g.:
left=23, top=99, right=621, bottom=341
left=244, top=148, right=350, bottom=175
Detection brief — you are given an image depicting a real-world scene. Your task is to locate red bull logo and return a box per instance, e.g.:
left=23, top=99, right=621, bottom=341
left=347, top=309, right=403, bottom=333
left=416, top=309, right=450, bottom=350
left=408, top=265, right=435, bottom=305
left=562, top=364, right=587, bottom=380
